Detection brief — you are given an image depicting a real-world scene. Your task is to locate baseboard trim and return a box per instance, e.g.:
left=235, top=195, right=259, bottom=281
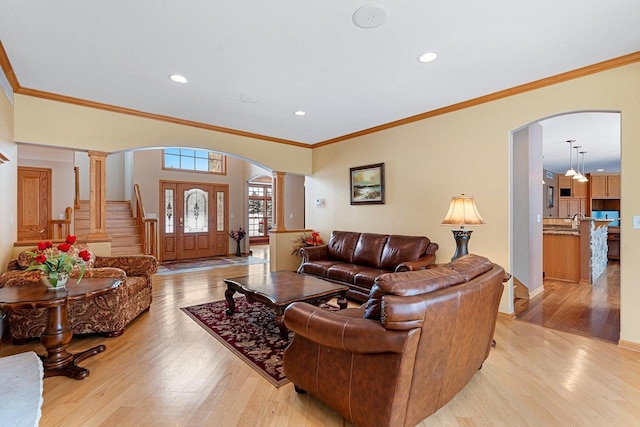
left=618, top=340, right=640, bottom=353
left=498, top=311, right=516, bottom=320
left=529, top=286, right=544, bottom=299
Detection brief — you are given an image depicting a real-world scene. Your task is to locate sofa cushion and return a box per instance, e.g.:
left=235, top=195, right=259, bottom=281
left=379, top=235, right=430, bottom=271
left=327, top=231, right=361, bottom=263
left=443, top=254, right=493, bottom=282
left=364, top=267, right=465, bottom=320
left=327, top=263, right=366, bottom=284
left=299, top=260, right=340, bottom=277
left=354, top=267, right=389, bottom=289
left=352, top=233, right=387, bottom=268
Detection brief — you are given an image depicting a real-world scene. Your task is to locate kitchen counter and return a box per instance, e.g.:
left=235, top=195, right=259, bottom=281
left=543, top=218, right=609, bottom=283
left=543, top=228, right=579, bottom=236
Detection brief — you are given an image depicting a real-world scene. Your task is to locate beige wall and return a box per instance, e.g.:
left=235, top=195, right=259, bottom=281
left=307, top=62, right=640, bottom=344
left=13, top=95, right=313, bottom=176
left=0, top=87, right=16, bottom=270
left=4, top=62, right=640, bottom=346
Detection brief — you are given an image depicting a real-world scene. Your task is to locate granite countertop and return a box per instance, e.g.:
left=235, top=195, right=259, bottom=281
left=543, top=228, right=579, bottom=236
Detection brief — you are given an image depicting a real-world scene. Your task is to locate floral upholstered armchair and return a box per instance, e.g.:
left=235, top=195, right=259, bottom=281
left=0, top=241, right=157, bottom=343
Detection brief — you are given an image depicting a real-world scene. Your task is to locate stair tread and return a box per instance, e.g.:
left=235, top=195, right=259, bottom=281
left=75, top=200, right=147, bottom=257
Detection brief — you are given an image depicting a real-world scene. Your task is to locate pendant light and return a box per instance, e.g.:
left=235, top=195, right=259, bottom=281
left=578, top=151, right=589, bottom=183
left=572, top=145, right=584, bottom=180
left=565, top=140, right=577, bottom=177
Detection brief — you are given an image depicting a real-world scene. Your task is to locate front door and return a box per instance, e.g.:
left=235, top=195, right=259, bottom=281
left=17, top=167, right=52, bottom=240
left=160, top=181, right=229, bottom=261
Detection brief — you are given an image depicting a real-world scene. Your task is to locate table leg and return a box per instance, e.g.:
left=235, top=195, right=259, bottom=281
left=40, top=300, right=106, bottom=380
left=337, top=293, right=348, bottom=310
left=275, top=307, right=288, bottom=340
left=225, top=287, right=236, bottom=315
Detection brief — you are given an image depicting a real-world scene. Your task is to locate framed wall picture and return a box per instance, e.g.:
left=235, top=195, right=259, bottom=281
left=548, top=186, right=554, bottom=208
left=350, top=163, right=385, bottom=205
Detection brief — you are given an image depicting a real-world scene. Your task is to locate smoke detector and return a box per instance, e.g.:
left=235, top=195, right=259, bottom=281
left=352, top=5, right=387, bottom=29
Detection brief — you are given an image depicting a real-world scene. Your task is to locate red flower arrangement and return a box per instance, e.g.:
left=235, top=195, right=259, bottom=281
left=305, top=232, right=324, bottom=246
left=26, top=235, right=90, bottom=287
left=292, top=231, right=324, bottom=256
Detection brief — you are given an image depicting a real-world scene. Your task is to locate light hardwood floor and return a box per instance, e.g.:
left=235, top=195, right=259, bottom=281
left=1, top=251, right=640, bottom=426
left=515, top=262, right=620, bottom=343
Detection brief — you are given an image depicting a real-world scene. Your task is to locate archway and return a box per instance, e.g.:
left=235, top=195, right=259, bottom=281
left=510, top=110, right=621, bottom=341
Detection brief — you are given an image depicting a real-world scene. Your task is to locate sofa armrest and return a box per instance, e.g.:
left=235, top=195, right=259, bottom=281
left=94, top=255, right=158, bottom=280
left=426, top=242, right=439, bottom=255
left=299, top=245, right=329, bottom=262
left=395, top=254, right=436, bottom=272
left=284, top=302, right=410, bottom=354
left=6, top=259, right=21, bottom=271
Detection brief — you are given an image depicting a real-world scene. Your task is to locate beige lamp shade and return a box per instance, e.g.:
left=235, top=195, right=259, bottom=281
left=441, top=195, right=486, bottom=227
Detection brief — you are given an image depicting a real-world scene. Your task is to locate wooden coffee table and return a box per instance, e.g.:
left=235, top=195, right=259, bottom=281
left=224, top=271, right=349, bottom=339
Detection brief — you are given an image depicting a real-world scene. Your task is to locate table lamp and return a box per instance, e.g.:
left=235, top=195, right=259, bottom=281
left=441, top=194, right=486, bottom=261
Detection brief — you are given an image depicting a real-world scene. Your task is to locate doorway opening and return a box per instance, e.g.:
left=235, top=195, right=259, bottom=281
left=160, top=180, right=229, bottom=261
left=247, top=176, right=273, bottom=245
left=510, top=111, right=621, bottom=343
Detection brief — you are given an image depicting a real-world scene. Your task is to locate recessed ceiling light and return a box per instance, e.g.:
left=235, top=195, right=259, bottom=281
left=294, top=110, right=307, bottom=116
left=418, top=52, right=438, bottom=63
left=238, top=94, right=259, bottom=103
left=169, top=74, right=189, bottom=84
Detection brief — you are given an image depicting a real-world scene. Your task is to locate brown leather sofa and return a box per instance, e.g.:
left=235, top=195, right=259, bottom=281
left=0, top=243, right=157, bottom=343
left=284, top=254, right=505, bottom=427
left=298, top=230, right=438, bottom=302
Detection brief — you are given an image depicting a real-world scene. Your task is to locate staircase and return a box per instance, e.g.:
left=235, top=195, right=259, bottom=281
left=74, top=200, right=144, bottom=256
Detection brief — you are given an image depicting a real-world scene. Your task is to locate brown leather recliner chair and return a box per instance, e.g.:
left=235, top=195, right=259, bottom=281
left=283, top=254, right=505, bottom=427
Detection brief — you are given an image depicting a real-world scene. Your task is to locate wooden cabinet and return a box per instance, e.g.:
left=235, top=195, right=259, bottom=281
left=558, top=198, right=587, bottom=218
left=558, top=175, right=588, bottom=217
left=558, top=176, right=572, bottom=197
left=590, top=174, right=620, bottom=199
left=607, top=227, right=620, bottom=260
left=573, top=179, right=587, bottom=198
left=543, top=233, right=580, bottom=282
left=558, top=176, right=588, bottom=199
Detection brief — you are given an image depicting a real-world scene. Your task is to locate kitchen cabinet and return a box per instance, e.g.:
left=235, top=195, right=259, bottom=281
left=590, top=174, right=620, bottom=199
left=558, top=176, right=587, bottom=198
left=558, top=175, right=588, bottom=217
left=558, top=198, right=587, bottom=218
left=608, top=226, right=620, bottom=260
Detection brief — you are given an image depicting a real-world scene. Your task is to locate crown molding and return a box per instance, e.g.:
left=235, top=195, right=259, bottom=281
left=0, top=40, right=20, bottom=91
left=313, top=51, right=640, bottom=148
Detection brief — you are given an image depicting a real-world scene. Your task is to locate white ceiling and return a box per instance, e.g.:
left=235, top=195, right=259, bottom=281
left=540, top=112, right=621, bottom=175
left=0, top=1, right=638, bottom=148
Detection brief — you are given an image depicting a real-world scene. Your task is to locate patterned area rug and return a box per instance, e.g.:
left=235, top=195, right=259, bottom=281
left=156, top=256, right=268, bottom=275
left=182, top=296, right=339, bottom=387
left=181, top=296, right=293, bottom=387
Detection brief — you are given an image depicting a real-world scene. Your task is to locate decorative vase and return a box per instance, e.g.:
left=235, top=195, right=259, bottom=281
left=41, top=271, right=69, bottom=290
left=235, top=240, right=242, bottom=257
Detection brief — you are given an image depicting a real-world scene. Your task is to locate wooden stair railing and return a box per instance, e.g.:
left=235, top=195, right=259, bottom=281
left=134, top=184, right=158, bottom=259
left=50, top=207, right=73, bottom=239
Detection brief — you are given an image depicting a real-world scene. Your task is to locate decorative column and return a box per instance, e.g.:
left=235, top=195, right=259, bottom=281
left=272, top=171, right=286, bottom=231
left=87, top=151, right=109, bottom=239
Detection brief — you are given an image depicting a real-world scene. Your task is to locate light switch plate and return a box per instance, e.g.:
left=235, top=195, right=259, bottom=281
left=634, top=216, right=640, bottom=229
